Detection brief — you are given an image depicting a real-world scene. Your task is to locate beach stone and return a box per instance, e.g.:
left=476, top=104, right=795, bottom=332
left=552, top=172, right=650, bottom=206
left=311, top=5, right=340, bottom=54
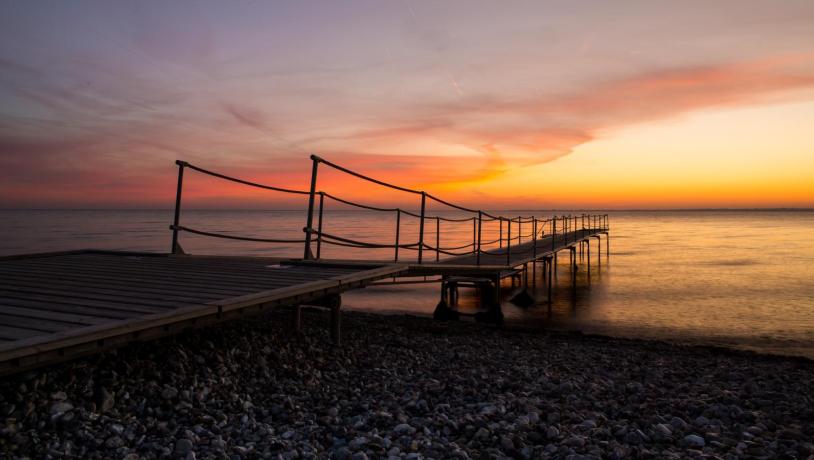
left=3, top=310, right=814, bottom=460
left=98, top=387, right=115, bottom=413
left=349, top=437, right=367, bottom=450
left=500, top=435, right=515, bottom=451
left=104, top=436, right=125, bottom=449
left=475, top=427, right=490, bottom=440
left=655, top=423, right=672, bottom=437
left=683, top=434, right=705, bottom=448
left=175, top=438, right=194, bottom=455
left=624, top=429, right=648, bottom=445
left=333, top=446, right=352, bottom=460
left=581, top=419, right=597, bottom=429
left=670, top=416, right=689, bottom=431
left=50, top=402, right=73, bottom=415
left=393, top=423, right=414, bottom=435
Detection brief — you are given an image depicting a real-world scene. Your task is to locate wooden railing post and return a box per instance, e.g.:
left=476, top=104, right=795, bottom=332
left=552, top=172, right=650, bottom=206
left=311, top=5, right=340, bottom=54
left=303, top=155, right=320, bottom=259
left=418, top=192, right=426, bottom=263
left=552, top=215, right=557, bottom=251
left=316, top=191, right=324, bottom=259
left=436, top=216, right=440, bottom=262
left=472, top=217, right=476, bottom=255
left=170, top=160, right=186, bottom=254
left=533, top=217, right=537, bottom=258
left=499, top=218, right=503, bottom=248
left=394, top=209, right=401, bottom=262
left=476, top=211, right=482, bottom=265
left=518, top=217, right=522, bottom=245
left=506, top=217, right=512, bottom=265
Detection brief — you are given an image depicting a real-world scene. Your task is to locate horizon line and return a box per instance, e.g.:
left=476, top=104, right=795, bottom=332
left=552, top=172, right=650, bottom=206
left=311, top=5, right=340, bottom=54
left=2, top=207, right=813, bottom=213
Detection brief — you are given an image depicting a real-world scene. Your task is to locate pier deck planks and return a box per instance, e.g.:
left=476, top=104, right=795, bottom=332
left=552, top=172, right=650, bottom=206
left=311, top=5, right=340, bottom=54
left=430, top=228, right=608, bottom=268
left=0, top=251, right=404, bottom=375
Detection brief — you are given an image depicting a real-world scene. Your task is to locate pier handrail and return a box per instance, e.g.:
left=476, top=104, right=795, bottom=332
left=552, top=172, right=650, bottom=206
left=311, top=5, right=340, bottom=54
left=169, top=157, right=609, bottom=265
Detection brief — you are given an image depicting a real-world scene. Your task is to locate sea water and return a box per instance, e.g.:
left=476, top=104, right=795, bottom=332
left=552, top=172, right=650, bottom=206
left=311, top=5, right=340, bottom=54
left=1, top=209, right=812, bottom=358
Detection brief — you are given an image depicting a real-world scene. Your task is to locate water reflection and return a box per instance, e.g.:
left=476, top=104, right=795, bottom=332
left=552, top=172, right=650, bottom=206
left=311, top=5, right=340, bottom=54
left=2, top=209, right=814, bottom=358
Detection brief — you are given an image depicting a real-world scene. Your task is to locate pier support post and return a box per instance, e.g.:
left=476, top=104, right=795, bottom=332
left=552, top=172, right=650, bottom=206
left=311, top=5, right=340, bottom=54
left=541, top=257, right=546, bottom=282
left=531, top=260, right=537, bottom=288
left=293, top=305, right=302, bottom=334
left=330, top=305, right=341, bottom=346
left=592, top=235, right=602, bottom=266
left=546, top=256, right=553, bottom=307
left=606, top=232, right=610, bottom=261
left=493, top=274, right=501, bottom=305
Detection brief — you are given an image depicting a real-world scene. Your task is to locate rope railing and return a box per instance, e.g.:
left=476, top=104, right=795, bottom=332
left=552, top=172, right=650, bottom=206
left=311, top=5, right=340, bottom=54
left=170, top=158, right=610, bottom=265
left=305, top=228, right=419, bottom=249
left=171, top=225, right=306, bottom=244
left=181, top=161, right=310, bottom=195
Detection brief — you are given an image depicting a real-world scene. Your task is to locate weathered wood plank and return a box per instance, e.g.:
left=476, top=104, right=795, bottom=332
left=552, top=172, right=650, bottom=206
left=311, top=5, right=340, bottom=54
left=0, top=304, right=107, bottom=325
left=0, top=279, right=226, bottom=304
left=0, top=286, right=196, bottom=310
left=0, top=292, right=167, bottom=316
left=0, top=325, right=44, bottom=341
left=14, top=257, right=355, bottom=286
left=0, top=313, right=83, bottom=333
left=0, top=265, right=256, bottom=297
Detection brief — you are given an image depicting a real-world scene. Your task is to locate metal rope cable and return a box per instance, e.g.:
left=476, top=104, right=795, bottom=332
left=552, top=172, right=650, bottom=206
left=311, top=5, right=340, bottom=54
left=322, top=191, right=470, bottom=221
left=181, top=161, right=310, bottom=195
left=314, top=155, right=422, bottom=195
left=425, top=193, right=479, bottom=214
left=437, top=241, right=475, bottom=251
left=170, top=225, right=305, bottom=243
left=306, top=228, right=419, bottom=249
left=421, top=244, right=475, bottom=257
left=434, top=215, right=476, bottom=222
left=322, top=192, right=399, bottom=212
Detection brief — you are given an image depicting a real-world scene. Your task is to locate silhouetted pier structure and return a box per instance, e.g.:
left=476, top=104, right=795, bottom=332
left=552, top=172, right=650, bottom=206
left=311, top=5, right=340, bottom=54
left=0, top=156, right=608, bottom=374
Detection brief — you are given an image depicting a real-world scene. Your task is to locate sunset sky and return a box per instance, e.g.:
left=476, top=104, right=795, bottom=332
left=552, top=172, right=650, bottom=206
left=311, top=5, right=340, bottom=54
left=1, top=1, right=813, bottom=209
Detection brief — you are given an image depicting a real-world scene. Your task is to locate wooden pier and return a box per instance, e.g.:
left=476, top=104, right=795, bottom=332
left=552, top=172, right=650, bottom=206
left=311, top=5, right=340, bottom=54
left=0, top=156, right=609, bottom=374
left=0, top=250, right=403, bottom=375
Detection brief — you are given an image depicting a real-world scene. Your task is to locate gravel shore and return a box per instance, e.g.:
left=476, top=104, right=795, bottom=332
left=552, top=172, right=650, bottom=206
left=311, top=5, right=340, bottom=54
left=2, top=309, right=813, bottom=459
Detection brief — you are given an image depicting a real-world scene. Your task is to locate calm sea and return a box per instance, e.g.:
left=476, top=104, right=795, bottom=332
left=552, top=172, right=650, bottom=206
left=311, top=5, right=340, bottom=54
left=1, top=209, right=813, bottom=358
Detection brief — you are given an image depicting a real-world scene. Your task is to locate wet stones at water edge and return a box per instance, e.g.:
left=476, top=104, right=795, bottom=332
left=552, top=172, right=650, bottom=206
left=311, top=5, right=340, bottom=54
left=1, top=309, right=813, bottom=459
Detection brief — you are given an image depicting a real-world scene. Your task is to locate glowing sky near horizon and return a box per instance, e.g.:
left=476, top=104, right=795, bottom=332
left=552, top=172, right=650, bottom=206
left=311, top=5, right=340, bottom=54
left=1, top=1, right=813, bottom=209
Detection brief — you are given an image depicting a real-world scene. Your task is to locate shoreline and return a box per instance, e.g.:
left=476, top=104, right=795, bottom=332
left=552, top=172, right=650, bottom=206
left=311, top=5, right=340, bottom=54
left=348, top=307, right=814, bottom=363
left=2, top=309, right=813, bottom=458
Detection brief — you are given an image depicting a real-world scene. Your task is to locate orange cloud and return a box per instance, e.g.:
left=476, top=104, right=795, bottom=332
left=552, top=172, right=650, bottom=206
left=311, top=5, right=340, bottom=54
left=2, top=54, right=814, bottom=208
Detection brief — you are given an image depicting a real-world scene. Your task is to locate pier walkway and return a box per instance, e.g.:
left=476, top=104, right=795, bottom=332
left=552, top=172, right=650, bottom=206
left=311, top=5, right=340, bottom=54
left=0, top=156, right=608, bottom=374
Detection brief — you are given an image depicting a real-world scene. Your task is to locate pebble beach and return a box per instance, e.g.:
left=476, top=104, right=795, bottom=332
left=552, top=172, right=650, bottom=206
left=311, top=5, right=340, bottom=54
left=2, top=309, right=813, bottom=459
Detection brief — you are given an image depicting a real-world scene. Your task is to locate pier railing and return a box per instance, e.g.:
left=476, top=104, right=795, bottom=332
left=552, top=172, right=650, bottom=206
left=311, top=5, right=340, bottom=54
left=169, top=157, right=609, bottom=266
